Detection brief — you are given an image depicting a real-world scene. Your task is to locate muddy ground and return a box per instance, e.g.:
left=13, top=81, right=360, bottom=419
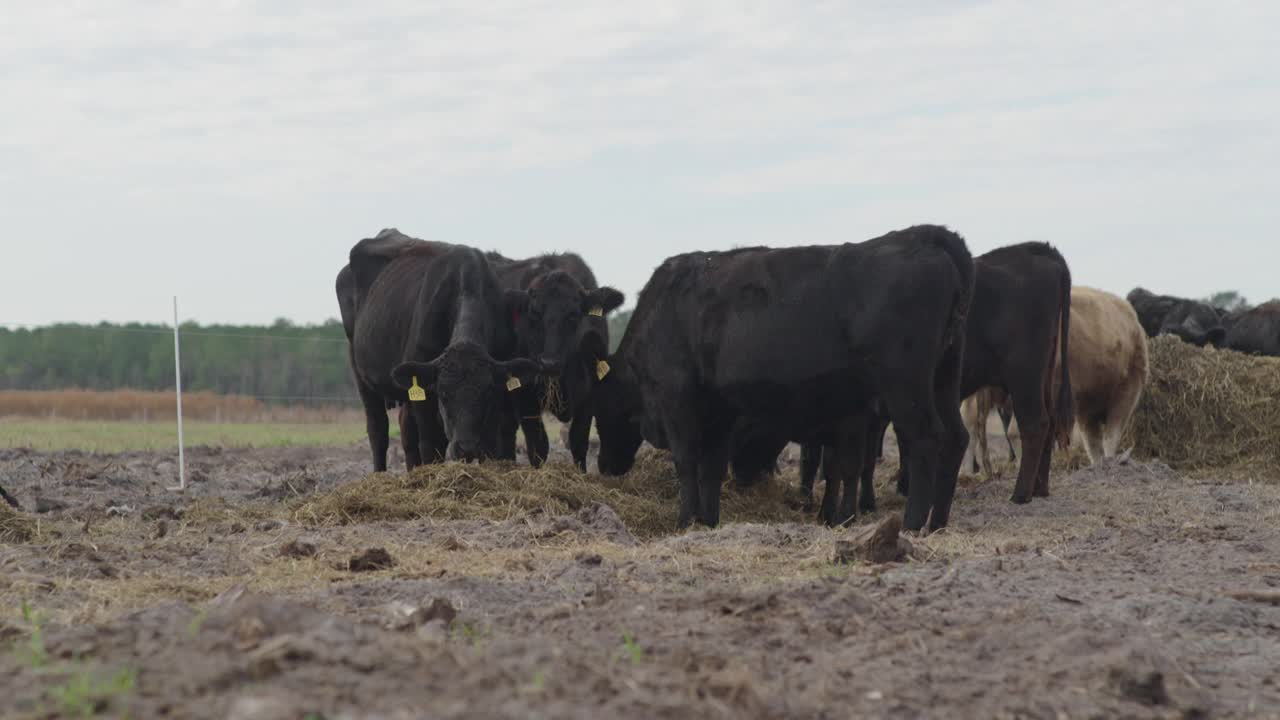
left=1, top=429, right=1279, bottom=719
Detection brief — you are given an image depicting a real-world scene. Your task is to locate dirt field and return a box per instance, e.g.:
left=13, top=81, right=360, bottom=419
left=2, top=429, right=1279, bottom=719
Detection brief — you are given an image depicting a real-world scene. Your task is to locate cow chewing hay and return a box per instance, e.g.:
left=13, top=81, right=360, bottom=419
left=1128, top=335, right=1280, bottom=476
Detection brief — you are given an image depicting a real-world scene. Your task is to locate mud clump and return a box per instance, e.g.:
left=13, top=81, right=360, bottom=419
left=348, top=547, right=395, bottom=572
left=279, top=538, right=319, bottom=559
left=833, top=515, right=913, bottom=565
left=1108, top=667, right=1171, bottom=707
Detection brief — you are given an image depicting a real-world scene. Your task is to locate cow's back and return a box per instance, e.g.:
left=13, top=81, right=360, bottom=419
left=1224, top=301, right=1280, bottom=356
left=1066, top=287, right=1148, bottom=418
left=350, top=244, right=458, bottom=396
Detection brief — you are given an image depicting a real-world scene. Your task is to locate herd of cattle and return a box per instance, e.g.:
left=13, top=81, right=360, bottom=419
left=334, top=226, right=1279, bottom=534
left=5, top=226, right=1270, bottom=530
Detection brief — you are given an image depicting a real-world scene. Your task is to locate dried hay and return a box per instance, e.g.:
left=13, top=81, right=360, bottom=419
left=1128, top=335, right=1280, bottom=476
left=293, top=447, right=805, bottom=539
left=0, top=503, right=38, bottom=544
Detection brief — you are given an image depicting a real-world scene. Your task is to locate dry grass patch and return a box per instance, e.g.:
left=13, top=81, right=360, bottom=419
left=1, top=503, right=40, bottom=544
left=1128, top=336, right=1280, bottom=477
left=293, top=448, right=806, bottom=539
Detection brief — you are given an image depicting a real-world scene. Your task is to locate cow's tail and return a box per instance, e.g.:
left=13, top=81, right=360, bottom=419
left=1053, top=256, right=1075, bottom=448
left=929, top=226, right=975, bottom=349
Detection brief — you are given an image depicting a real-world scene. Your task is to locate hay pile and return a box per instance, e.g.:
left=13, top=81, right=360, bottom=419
left=1128, top=335, right=1280, bottom=475
left=0, top=503, right=37, bottom=544
left=293, top=448, right=804, bottom=538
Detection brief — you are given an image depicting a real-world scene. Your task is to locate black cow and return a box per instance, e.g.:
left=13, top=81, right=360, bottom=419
left=1223, top=300, right=1280, bottom=356
left=795, top=243, right=1074, bottom=512
left=594, top=225, right=974, bottom=533
left=490, top=255, right=624, bottom=470
left=342, top=233, right=540, bottom=470
left=1126, top=288, right=1226, bottom=347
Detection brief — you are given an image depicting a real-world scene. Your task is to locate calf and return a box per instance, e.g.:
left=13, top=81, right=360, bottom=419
left=961, top=386, right=1017, bottom=479
left=491, top=255, right=624, bottom=470
left=594, top=225, right=973, bottom=532
left=1127, top=288, right=1226, bottom=347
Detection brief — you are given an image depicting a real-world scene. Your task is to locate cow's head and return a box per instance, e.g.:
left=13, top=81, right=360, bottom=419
left=393, top=342, right=540, bottom=462
left=507, top=271, right=624, bottom=373
left=593, top=359, right=644, bottom=476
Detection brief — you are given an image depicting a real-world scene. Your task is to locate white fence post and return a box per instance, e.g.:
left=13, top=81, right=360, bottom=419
left=169, top=296, right=186, bottom=491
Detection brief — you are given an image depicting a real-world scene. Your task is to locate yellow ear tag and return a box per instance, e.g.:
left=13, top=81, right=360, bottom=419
left=408, top=376, right=427, bottom=402
left=506, top=375, right=523, bottom=392
left=588, top=306, right=604, bottom=317
left=596, top=359, right=611, bottom=381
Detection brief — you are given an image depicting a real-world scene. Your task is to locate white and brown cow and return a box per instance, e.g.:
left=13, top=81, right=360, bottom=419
left=968, top=286, right=1148, bottom=470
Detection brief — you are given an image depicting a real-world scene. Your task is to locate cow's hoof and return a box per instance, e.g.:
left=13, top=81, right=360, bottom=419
left=1033, top=488, right=1050, bottom=498
left=859, top=500, right=877, bottom=514
left=1009, top=493, right=1031, bottom=505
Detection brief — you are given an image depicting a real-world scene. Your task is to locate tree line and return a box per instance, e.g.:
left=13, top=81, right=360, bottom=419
left=0, top=312, right=637, bottom=403
left=0, top=319, right=354, bottom=403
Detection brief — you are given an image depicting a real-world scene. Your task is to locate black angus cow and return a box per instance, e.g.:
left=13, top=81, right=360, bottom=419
left=594, top=225, right=974, bottom=532
left=339, top=230, right=622, bottom=470
left=1126, top=288, right=1226, bottom=347
left=489, top=254, right=624, bottom=470
left=342, top=233, right=541, bottom=470
left=790, top=243, right=1074, bottom=514
left=1223, top=300, right=1280, bottom=356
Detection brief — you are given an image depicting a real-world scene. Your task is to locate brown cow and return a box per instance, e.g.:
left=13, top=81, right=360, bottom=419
left=961, top=386, right=1017, bottom=479
left=966, top=286, right=1147, bottom=467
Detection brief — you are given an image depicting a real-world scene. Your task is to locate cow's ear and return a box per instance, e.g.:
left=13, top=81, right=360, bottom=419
left=582, top=287, right=625, bottom=316
left=392, top=360, right=440, bottom=390
left=493, top=358, right=540, bottom=391
left=504, top=289, right=530, bottom=319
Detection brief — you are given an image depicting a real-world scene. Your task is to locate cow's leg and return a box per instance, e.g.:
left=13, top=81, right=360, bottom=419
left=696, top=428, right=731, bottom=528
left=927, top=343, right=968, bottom=531
left=1082, top=417, right=1106, bottom=464
left=999, top=402, right=1017, bottom=462
left=399, top=405, right=422, bottom=470
left=895, top=432, right=910, bottom=498
left=1102, top=382, right=1143, bottom=458
left=859, top=412, right=889, bottom=513
left=1005, top=360, right=1053, bottom=505
left=1032, top=357, right=1060, bottom=498
left=356, top=383, right=390, bottom=472
left=496, top=400, right=520, bottom=462
left=565, top=411, right=592, bottom=472
left=412, top=399, right=448, bottom=465
left=960, top=395, right=981, bottom=474
left=662, top=406, right=704, bottom=529
left=817, top=443, right=843, bottom=527
left=521, top=414, right=551, bottom=468
left=835, top=423, right=868, bottom=525
left=799, top=443, right=822, bottom=514
left=882, top=388, right=941, bottom=532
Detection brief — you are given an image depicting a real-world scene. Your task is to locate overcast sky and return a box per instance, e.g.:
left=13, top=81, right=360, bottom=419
left=2, top=1, right=1277, bottom=327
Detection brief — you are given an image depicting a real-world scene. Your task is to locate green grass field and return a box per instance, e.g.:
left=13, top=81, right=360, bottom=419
left=0, top=419, right=379, bottom=452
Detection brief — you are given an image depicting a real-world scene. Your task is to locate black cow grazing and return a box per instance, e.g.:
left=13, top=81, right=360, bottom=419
left=594, top=225, right=974, bottom=532
left=490, top=254, right=625, bottom=470
left=795, top=242, right=1073, bottom=513
left=342, top=235, right=540, bottom=470
left=1126, top=288, right=1226, bottom=347
left=1223, top=300, right=1280, bottom=356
